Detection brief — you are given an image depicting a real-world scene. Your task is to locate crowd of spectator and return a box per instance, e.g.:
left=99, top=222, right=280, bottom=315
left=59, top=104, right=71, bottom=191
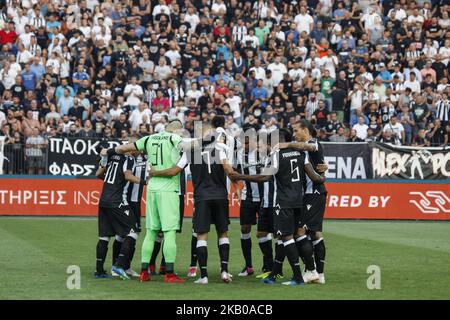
left=0, top=0, right=449, bottom=174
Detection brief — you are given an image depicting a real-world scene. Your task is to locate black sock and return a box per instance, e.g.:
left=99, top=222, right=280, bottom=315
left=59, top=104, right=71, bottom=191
left=125, top=241, right=136, bottom=270
left=190, top=234, right=198, bottom=267
left=96, top=239, right=109, bottom=274
left=313, top=238, right=326, bottom=274
left=283, top=239, right=303, bottom=282
left=241, top=233, right=252, bottom=268
left=269, top=240, right=284, bottom=280
left=115, top=236, right=136, bottom=269
left=218, top=238, right=230, bottom=273
left=165, top=262, right=174, bottom=274
left=258, top=235, right=273, bottom=272
left=150, top=236, right=162, bottom=265
left=112, top=239, right=122, bottom=266
left=196, top=240, right=208, bottom=278
left=161, top=254, right=166, bottom=267
left=296, top=235, right=316, bottom=271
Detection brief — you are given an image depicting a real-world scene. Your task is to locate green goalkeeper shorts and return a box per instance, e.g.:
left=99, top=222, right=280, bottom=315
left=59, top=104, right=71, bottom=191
left=146, top=192, right=180, bottom=232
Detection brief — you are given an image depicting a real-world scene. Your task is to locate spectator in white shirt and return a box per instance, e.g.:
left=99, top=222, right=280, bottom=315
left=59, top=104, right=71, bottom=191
left=267, top=56, right=287, bottom=86
left=225, top=89, right=242, bottom=126
left=352, top=116, right=369, bottom=140
left=294, top=6, right=314, bottom=34
left=383, top=115, right=405, bottom=144
left=185, top=6, right=200, bottom=33
left=404, top=72, right=421, bottom=94
left=129, top=102, right=152, bottom=132
left=152, top=0, right=171, bottom=18
left=124, top=76, right=144, bottom=108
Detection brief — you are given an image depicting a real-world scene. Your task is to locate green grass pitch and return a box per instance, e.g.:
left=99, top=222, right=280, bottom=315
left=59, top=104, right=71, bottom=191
left=1, top=217, right=450, bottom=300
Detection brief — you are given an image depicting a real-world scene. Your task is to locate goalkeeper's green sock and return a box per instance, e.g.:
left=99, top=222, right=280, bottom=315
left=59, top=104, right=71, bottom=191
left=162, top=230, right=177, bottom=274
left=141, top=229, right=158, bottom=272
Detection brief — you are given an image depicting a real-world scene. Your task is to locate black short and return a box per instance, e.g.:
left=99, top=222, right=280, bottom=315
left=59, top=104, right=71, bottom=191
left=240, top=201, right=261, bottom=225
left=178, top=194, right=184, bottom=233
left=301, top=193, right=327, bottom=232
left=193, top=199, right=229, bottom=234
left=257, top=207, right=274, bottom=233
left=129, top=202, right=142, bottom=233
left=274, top=206, right=304, bottom=237
left=98, top=205, right=136, bottom=238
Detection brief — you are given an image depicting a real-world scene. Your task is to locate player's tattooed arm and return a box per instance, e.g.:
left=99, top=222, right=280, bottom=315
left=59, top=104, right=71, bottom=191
left=304, top=163, right=326, bottom=184
left=278, top=141, right=317, bottom=152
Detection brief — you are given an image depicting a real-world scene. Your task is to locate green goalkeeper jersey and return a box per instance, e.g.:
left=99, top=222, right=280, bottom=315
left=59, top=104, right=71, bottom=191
left=134, top=132, right=183, bottom=193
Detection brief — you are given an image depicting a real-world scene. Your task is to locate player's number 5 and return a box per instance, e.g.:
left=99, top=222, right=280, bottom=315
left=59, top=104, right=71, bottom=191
left=290, top=159, right=300, bottom=182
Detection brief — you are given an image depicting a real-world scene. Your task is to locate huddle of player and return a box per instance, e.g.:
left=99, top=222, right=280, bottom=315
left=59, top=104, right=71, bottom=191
left=94, top=115, right=328, bottom=286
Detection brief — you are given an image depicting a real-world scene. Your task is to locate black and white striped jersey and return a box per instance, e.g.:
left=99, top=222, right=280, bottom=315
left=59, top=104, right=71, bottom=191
left=236, top=149, right=264, bottom=203
left=260, top=155, right=276, bottom=208
left=304, top=138, right=327, bottom=195
left=99, top=151, right=134, bottom=208
left=127, top=154, right=148, bottom=204
left=436, top=99, right=450, bottom=123
left=177, top=152, right=189, bottom=196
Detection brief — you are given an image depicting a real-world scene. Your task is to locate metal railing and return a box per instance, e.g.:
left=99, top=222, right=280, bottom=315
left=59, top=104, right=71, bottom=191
left=2, top=143, right=48, bottom=175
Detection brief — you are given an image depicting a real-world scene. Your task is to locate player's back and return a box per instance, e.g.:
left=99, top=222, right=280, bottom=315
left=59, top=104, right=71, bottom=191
left=144, top=131, right=182, bottom=193
left=189, top=140, right=228, bottom=201
left=273, top=148, right=306, bottom=208
left=99, top=151, right=132, bottom=207
left=305, top=138, right=327, bottom=194
left=127, top=154, right=147, bottom=203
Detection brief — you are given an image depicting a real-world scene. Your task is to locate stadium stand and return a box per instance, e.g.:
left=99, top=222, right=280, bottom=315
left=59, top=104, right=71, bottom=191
left=0, top=0, right=449, bottom=175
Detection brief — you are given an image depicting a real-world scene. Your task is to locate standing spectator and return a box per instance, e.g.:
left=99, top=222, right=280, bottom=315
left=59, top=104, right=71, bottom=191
left=25, top=127, right=46, bottom=175
left=383, top=115, right=405, bottom=145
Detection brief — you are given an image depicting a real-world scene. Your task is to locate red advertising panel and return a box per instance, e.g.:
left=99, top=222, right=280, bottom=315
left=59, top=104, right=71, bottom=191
left=0, top=178, right=448, bottom=220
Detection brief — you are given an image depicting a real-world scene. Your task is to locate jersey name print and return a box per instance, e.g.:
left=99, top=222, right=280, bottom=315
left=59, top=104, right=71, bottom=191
left=272, top=148, right=308, bottom=209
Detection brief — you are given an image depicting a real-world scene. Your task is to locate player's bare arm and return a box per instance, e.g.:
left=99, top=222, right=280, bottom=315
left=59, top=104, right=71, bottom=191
left=231, top=166, right=276, bottom=183
left=304, top=163, right=326, bottom=184
left=278, top=141, right=317, bottom=152
left=95, top=166, right=107, bottom=180
left=100, top=143, right=138, bottom=156
left=316, top=163, right=328, bottom=173
left=149, top=165, right=183, bottom=178
left=124, top=170, right=147, bottom=185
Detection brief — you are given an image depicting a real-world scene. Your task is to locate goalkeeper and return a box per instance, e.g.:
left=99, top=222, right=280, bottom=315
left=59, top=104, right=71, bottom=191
left=110, top=120, right=188, bottom=284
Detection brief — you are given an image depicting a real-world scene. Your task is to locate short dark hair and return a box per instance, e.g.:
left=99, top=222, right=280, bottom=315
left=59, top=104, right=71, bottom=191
left=212, top=115, right=225, bottom=129
left=277, top=128, right=293, bottom=143
left=298, top=119, right=317, bottom=137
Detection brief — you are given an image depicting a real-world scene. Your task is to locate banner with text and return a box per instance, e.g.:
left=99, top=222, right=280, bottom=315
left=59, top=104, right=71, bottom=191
left=1, top=178, right=448, bottom=220
left=322, top=142, right=372, bottom=179
left=371, top=142, right=450, bottom=180
left=47, top=138, right=121, bottom=176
